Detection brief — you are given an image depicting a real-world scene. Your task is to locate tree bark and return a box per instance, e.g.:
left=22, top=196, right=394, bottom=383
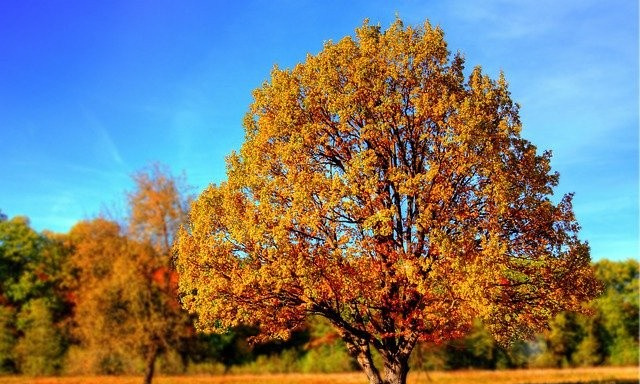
left=344, top=335, right=383, bottom=384
left=382, top=355, right=410, bottom=384
left=142, top=345, right=159, bottom=384
left=342, top=332, right=416, bottom=384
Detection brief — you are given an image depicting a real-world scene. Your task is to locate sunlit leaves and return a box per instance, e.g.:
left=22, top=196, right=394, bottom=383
left=176, top=19, right=599, bottom=383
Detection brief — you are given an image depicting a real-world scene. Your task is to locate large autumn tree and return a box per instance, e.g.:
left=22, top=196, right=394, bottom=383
left=175, top=20, right=599, bottom=384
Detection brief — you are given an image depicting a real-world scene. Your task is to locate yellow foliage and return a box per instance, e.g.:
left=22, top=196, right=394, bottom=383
left=175, top=19, right=599, bottom=384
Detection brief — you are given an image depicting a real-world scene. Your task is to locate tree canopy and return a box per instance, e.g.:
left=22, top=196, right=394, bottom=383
left=68, top=165, right=192, bottom=384
left=179, top=19, right=598, bottom=384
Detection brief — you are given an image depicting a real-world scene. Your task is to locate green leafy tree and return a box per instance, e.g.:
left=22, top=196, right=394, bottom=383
left=14, top=298, right=65, bottom=375
left=0, top=306, right=16, bottom=373
left=531, top=259, right=638, bottom=367
left=593, top=259, right=639, bottom=365
left=0, top=216, right=70, bottom=374
left=443, top=319, right=501, bottom=370
left=0, top=216, right=45, bottom=304
left=182, top=328, right=255, bottom=372
left=571, top=316, right=604, bottom=366
left=300, top=316, right=354, bottom=373
left=533, top=312, right=583, bottom=367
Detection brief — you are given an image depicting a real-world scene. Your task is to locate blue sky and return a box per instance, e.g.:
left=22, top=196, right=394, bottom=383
left=0, top=1, right=637, bottom=261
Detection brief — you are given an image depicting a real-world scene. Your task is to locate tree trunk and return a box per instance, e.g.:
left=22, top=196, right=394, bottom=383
left=344, top=336, right=383, bottom=384
left=142, top=346, right=159, bottom=384
left=382, top=355, right=410, bottom=384
left=342, top=332, right=415, bottom=384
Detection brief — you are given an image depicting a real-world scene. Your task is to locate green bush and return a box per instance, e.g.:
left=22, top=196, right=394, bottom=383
left=608, top=336, right=639, bottom=366
left=300, top=342, right=354, bottom=373
left=230, top=348, right=302, bottom=374
left=185, top=361, right=227, bottom=375
left=0, top=306, right=16, bottom=373
left=14, top=299, right=64, bottom=375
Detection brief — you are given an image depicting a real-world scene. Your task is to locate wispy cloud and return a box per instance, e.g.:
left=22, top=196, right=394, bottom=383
left=11, top=162, right=129, bottom=233
left=82, top=107, right=125, bottom=166
left=447, top=0, right=599, bottom=40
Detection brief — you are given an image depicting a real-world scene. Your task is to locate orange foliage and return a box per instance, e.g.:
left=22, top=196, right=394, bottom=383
left=67, top=164, right=192, bottom=384
left=151, top=267, right=179, bottom=291
left=175, top=19, right=599, bottom=384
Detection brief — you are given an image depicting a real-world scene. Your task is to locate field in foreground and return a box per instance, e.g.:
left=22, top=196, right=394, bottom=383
left=0, top=367, right=637, bottom=384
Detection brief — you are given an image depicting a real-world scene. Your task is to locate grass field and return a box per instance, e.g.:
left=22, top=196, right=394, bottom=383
left=0, top=367, right=637, bottom=384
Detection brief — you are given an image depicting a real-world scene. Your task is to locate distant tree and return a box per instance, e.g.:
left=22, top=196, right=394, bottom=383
left=533, top=312, right=583, bottom=367
left=14, top=298, right=65, bottom=375
left=0, top=216, right=45, bottom=304
left=126, top=163, right=193, bottom=384
left=175, top=19, right=599, bottom=384
left=593, top=259, right=639, bottom=365
left=0, top=306, right=16, bottom=373
left=530, top=259, right=638, bottom=368
left=0, top=216, right=70, bottom=374
left=571, top=313, right=605, bottom=366
left=69, top=164, right=192, bottom=384
left=443, top=319, right=501, bottom=370
left=67, top=218, right=137, bottom=373
left=127, top=163, right=191, bottom=258
left=300, top=316, right=354, bottom=373
left=182, top=327, right=255, bottom=372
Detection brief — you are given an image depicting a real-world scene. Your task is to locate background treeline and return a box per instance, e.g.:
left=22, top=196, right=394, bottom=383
left=0, top=165, right=637, bottom=376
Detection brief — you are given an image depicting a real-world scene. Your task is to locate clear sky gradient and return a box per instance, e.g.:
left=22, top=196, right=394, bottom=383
left=1, top=1, right=637, bottom=261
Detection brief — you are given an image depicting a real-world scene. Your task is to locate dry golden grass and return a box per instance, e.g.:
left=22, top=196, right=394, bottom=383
left=0, top=367, right=637, bottom=384
left=409, top=367, right=639, bottom=384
